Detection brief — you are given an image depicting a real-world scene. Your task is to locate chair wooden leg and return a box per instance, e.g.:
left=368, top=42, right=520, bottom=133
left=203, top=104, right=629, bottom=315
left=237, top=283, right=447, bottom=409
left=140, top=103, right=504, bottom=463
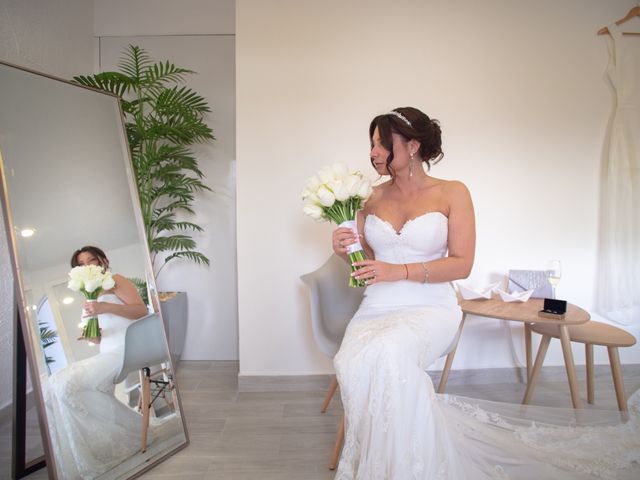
left=437, top=313, right=466, bottom=393
left=140, top=368, right=151, bottom=452
left=525, top=323, right=532, bottom=381
left=586, top=343, right=594, bottom=404
left=321, top=376, right=339, bottom=413
left=607, top=347, right=628, bottom=412
left=330, top=415, right=345, bottom=470
left=522, top=334, right=551, bottom=405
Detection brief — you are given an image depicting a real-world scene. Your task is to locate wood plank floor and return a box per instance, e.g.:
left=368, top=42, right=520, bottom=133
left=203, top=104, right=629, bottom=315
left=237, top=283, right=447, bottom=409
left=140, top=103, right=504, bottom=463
left=9, top=360, right=640, bottom=480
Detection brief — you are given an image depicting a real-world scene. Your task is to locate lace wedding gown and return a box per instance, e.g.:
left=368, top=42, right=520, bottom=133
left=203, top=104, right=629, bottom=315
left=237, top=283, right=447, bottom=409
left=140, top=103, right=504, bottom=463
left=334, top=212, right=640, bottom=479
left=43, top=294, right=147, bottom=479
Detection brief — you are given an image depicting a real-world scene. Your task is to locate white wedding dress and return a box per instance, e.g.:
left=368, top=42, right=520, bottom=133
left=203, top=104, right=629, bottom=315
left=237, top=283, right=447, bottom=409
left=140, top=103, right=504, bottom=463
left=334, top=212, right=640, bottom=479
left=43, top=294, right=147, bottom=479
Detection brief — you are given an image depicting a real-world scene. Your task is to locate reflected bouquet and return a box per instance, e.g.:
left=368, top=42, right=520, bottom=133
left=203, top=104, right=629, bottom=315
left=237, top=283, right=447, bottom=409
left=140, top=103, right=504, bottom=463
left=302, top=163, right=373, bottom=287
left=67, top=265, right=115, bottom=343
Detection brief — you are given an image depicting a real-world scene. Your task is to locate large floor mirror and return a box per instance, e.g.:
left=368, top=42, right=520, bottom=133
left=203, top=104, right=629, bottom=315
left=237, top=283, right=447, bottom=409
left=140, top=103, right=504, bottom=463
left=0, top=60, right=188, bottom=479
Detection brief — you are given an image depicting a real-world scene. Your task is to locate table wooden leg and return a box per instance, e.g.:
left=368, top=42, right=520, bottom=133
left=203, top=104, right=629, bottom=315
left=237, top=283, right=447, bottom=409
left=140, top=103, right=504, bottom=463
left=559, top=325, right=582, bottom=409
left=607, top=347, right=628, bottom=412
left=524, top=323, right=532, bottom=380
left=586, top=343, right=594, bottom=404
left=522, top=334, right=551, bottom=405
left=437, top=313, right=466, bottom=393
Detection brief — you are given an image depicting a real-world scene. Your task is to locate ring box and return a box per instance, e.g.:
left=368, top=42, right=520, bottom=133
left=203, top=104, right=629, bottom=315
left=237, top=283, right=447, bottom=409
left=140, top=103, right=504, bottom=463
left=538, top=298, right=567, bottom=320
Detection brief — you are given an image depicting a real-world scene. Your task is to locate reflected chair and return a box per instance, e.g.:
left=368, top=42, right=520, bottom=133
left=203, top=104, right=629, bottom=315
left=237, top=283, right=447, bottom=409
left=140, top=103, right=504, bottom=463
left=300, top=255, right=365, bottom=469
left=525, top=321, right=636, bottom=411
left=113, top=312, right=174, bottom=452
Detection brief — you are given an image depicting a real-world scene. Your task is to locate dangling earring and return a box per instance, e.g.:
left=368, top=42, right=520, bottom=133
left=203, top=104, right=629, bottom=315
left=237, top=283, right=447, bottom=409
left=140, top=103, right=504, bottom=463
left=409, top=151, right=415, bottom=178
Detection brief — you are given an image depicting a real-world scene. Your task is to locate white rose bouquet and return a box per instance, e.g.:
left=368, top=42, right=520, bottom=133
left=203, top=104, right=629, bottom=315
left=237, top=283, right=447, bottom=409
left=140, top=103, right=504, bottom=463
left=302, top=163, right=373, bottom=287
left=67, top=264, right=116, bottom=343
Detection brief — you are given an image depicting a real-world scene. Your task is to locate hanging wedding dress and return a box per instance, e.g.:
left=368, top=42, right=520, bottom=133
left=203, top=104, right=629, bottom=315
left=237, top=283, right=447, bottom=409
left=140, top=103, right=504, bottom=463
left=335, top=212, right=640, bottom=479
left=597, top=22, right=640, bottom=324
left=43, top=294, right=151, bottom=479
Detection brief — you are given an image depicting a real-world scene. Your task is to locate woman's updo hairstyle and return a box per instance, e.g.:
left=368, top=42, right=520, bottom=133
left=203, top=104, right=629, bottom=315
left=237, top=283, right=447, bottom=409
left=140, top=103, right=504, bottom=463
left=369, top=107, right=443, bottom=179
left=70, top=245, right=110, bottom=271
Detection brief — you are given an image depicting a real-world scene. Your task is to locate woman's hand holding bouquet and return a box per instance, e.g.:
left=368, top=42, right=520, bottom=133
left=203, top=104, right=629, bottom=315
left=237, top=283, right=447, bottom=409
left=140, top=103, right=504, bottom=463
left=67, top=265, right=115, bottom=343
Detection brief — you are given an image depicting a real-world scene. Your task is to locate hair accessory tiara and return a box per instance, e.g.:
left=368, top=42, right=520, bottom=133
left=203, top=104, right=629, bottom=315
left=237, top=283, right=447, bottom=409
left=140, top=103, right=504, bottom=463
left=387, top=110, right=412, bottom=127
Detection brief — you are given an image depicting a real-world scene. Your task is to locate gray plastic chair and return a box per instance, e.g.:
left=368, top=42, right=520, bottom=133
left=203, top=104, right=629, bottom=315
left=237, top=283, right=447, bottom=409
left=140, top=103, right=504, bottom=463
left=300, top=254, right=365, bottom=468
left=301, top=254, right=365, bottom=358
left=114, top=312, right=172, bottom=452
left=302, top=260, right=465, bottom=469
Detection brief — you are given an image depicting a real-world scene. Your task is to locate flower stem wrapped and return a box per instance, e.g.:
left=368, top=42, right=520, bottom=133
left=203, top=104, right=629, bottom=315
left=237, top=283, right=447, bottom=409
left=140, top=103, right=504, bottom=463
left=67, top=265, right=115, bottom=343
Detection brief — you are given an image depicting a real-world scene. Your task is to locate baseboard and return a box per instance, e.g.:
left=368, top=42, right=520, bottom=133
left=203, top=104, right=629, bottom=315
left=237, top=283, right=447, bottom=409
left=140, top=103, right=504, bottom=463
left=237, top=364, right=640, bottom=393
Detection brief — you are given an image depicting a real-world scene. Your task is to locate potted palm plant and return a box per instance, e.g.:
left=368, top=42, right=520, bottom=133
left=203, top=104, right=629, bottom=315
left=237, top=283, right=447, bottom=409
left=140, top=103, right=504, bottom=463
left=73, top=45, right=214, bottom=277
left=73, top=45, right=214, bottom=360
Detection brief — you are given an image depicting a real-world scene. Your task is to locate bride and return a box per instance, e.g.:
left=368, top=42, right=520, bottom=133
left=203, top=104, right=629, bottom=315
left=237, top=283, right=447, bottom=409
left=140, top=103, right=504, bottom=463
left=331, top=108, right=640, bottom=479
left=43, top=246, right=152, bottom=479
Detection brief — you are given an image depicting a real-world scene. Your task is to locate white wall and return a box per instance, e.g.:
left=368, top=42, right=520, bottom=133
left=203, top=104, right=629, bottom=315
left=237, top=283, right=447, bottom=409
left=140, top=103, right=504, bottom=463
left=236, top=0, right=640, bottom=376
left=94, top=0, right=238, bottom=360
left=0, top=0, right=94, bottom=410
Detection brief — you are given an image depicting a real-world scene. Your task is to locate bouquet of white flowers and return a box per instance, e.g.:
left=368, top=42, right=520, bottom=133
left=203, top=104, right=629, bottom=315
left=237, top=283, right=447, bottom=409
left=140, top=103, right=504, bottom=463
left=302, top=163, right=373, bottom=287
left=67, top=265, right=115, bottom=343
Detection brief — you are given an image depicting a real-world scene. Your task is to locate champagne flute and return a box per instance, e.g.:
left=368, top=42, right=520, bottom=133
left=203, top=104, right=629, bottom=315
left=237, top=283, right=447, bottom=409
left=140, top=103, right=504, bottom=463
left=546, top=260, right=562, bottom=299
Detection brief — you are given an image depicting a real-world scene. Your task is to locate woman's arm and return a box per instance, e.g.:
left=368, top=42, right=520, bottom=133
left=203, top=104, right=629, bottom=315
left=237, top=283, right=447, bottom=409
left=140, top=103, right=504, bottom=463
left=352, top=181, right=475, bottom=284
left=83, top=274, right=148, bottom=320
left=414, top=180, right=475, bottom=282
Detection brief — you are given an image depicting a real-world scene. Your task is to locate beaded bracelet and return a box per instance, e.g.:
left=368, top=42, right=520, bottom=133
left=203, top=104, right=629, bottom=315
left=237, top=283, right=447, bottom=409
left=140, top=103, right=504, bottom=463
left=421, top=262, right=429, bottom=283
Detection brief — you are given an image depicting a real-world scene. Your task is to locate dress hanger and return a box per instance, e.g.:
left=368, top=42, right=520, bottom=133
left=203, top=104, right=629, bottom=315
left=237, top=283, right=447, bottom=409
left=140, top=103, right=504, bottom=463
left=597, top=5, right=640, bottom=36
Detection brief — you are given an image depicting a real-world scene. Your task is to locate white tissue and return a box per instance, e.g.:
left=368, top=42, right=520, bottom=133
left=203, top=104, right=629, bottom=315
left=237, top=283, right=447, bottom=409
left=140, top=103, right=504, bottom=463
left=458, top=282, right=500, bottom=300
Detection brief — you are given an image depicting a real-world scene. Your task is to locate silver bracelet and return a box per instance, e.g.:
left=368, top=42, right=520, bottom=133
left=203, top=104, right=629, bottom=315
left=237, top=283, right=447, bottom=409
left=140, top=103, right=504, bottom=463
left=421, top=262, right=429, bottom=283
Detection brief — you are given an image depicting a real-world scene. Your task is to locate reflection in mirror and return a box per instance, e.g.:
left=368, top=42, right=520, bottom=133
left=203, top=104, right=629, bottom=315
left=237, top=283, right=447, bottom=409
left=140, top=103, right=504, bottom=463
left=0, top=61, right=188, bottom=479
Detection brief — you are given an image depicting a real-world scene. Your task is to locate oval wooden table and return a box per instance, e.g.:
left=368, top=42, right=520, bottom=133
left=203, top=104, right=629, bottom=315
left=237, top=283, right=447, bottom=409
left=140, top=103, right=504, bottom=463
left=437, top=296, right=590, bottom=409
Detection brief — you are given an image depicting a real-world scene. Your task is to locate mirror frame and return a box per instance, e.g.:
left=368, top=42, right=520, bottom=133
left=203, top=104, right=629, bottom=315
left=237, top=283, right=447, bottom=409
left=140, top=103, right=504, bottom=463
left=0, top=60, right=190, bottom=480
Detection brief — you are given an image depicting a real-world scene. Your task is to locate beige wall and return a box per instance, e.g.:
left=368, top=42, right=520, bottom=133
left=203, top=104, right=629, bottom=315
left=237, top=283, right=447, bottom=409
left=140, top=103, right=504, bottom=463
left=236, top=0, right=640, bottom=375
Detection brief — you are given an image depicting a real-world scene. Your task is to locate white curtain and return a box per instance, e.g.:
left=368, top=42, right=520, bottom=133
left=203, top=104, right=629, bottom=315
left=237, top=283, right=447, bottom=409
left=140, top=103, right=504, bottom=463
left=597, top=24, right=640, bottom=325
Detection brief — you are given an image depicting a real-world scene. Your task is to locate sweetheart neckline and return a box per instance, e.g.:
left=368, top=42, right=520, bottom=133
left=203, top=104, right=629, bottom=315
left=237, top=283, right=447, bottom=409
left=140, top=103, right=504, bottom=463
left=366, top=211, right=447, bottom=236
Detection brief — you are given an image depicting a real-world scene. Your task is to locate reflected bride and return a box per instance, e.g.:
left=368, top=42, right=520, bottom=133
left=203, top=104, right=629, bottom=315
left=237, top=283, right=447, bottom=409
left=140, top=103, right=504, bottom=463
left=42, top=246, right=180, bottom=479
left=1, top=60, right=188, bottom=479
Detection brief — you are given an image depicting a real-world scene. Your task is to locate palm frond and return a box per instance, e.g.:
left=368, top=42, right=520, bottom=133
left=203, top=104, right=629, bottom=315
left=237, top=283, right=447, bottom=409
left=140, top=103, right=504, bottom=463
left=39, top=322, right=58, bottom=365
left=150, top=234, right=197, bottom=253
left=75, top=44, right=215, bottom=277
left=117, top=45, right=153, bottom=83
left=153, top=85, right=211, bottom=115
left=161, top=251, right=210, bottom=266
left=145, top=61, right=194, bottom=86
left=160, top=220, right=204, bottom=232
left=72, top=72, right=132, bottom=97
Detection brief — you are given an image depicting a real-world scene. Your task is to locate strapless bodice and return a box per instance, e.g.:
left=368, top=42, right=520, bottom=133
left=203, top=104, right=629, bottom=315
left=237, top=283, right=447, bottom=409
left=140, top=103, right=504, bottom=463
left=96, top=293, right=131, bottom=353
left=359, top=212, right=458, bottom=310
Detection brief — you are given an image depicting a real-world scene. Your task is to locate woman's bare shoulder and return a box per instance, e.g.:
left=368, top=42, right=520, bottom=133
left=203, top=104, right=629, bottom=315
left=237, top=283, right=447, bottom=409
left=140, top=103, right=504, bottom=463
left=442, top=179, right=470, bottom=195
left=363, top=182, right=388, bottom=213
left=427, top=177, right=470, bottom=198
left=112, top=273, right=136, bottom=290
